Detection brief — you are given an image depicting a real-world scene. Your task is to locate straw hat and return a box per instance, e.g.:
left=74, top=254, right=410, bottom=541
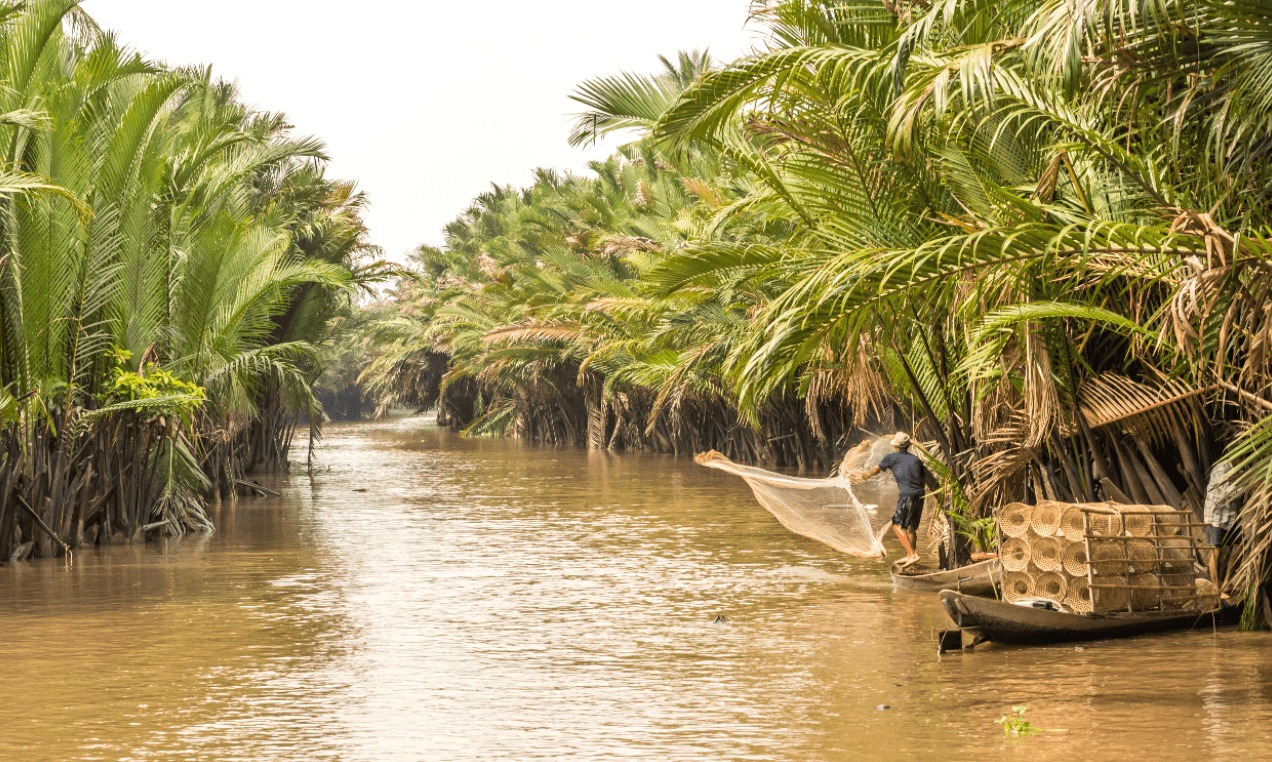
left=998, top=503, right=1033, bottom=538
left=890, top=431, right=911, bottom=448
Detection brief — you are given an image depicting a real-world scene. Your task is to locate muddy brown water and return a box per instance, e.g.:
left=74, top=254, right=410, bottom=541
left=2, top=416, right=1270, bottom=761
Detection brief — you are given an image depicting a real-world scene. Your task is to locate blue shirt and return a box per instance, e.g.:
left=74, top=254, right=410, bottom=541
left=878, top=451, right=927, bottom=496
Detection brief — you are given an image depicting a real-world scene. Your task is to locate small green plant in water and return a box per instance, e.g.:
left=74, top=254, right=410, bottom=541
left=996, top=705, right=1035, bottom=736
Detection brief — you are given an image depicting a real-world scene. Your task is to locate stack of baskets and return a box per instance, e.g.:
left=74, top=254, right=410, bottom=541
left=997, top=501, right=1207, bottom=613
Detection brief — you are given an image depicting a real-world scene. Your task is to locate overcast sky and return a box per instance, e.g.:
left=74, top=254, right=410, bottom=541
left=87, top=1, right=761, bottom=261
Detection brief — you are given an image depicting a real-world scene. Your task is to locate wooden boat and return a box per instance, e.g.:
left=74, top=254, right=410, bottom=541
left=890, top=558, right=1001, bottom=596
left=939, top=589, right=1232, bottom=645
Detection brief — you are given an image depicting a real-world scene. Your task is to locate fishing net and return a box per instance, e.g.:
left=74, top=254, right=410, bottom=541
left=694, top=450, right=891, bottom=558
left=1035, top=571, right=1069, bottom=603
left=999, top=503, right=1033, bottom=538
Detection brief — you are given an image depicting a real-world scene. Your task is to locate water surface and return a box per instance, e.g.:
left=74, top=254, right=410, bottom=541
left=2, top=416, right=1269, bottom=761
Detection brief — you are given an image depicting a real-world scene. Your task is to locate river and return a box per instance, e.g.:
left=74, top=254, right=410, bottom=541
left=2, top=416, right=1270, bottom=761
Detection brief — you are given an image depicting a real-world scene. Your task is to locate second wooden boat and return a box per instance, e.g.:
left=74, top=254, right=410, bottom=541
left=939, top=589, right=1230, bottom=645
left=890, top=558, right=1002, bottom=596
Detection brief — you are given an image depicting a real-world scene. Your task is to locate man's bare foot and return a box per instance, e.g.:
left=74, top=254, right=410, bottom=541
left=898, top=555, right=920, bottom=569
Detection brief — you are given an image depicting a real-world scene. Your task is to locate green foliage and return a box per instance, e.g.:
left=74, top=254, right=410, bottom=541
left=996, top=705, right=1035, bottom=736
left=103, top=362, right=205, bottom=414
left=375, top=0, right=1272, bottom=618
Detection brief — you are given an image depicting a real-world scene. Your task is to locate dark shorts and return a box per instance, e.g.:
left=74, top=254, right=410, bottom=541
left=1207, top=525, right=1239, bottom=548
left=892, top=493, right=924, bottom=530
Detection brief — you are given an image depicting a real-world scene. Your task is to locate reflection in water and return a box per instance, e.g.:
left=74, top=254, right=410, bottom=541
left=1, top=416, right=1270, bottom=761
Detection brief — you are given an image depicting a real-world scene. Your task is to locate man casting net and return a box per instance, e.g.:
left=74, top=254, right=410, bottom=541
left=694, top=436, right=908, bottom=558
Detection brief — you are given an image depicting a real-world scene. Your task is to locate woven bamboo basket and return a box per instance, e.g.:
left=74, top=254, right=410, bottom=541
left=1092, top=575, right=1129, bottom=612
left=1030, top=501, right=1063, bottom=536
left=1090, top=542, right=1126, bottom=576
left=1158, top=537, right=1196, bottom=573
left=1035, top=571, right=1068, bottom=604
left=1160, top=572, right=1197, bottom=609
left=1001, top=536, right=1032, bottom=572
left=1146, top=505, right=1182, bottom=536
left=1192, top=578, right=1221, bottom=610
left=1129, top=573, right=1163, bottom=610
left=1122, top=506, right=1154, bottom=537
left=1087, top=507, right=1124, bottom=537
left=1126, top=539, right=1159, bottom=574
left=1059, top=506, right=1086, bottom=538
left=1064, top=577, right=1093, bottom=614
left=1003, top=571, right=1036, bottom=603
left=1030, top=535, right=1064, bottom=572
left=999, top=503, right=1033, bottom=538
left=1062, top=542, right=1090, bottom=577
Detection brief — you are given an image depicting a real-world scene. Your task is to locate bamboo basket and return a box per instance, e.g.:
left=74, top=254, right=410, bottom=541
left=1035, top=571, right=1068, bottom=604
left=1129, top=573, right=1162, bottom=609
left=1090, top=541, right=1125, bottom=575
left=999, top=503, right=1033, bottom=538
left=1122, top=506, right=1154, bottom=537
left=1003, top=571, right=1036, bottom=603
left=1126, top=539, right=1159, bottom=574
left=1030, top=501, right=1063, bottom=536
left=1086, top=509, right=1124, bottom=537
left=1062, top=543, right=1089, bottom=577
left=1159, top=537, right=1196, bottom=573
left=1065, top=577, right=1093, bottom=614
left=1147, top=505, right=1182, bottom=536
left=1030, top=535, right=1064, bottom=572
left=1059, top=506, right=1086, bottom=538
left=1092, top=575, right=1130, bottom=612
left=1001, top=536, right=1032, bottom=572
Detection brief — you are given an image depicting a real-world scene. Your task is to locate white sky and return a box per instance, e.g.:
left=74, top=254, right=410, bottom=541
left=87, top=1, right=761, bottom=262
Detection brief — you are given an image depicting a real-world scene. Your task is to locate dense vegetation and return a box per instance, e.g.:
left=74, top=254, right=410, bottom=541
left=0, top=1, right=379, bottom=560
left=370, top=0, right=1272, bottom=621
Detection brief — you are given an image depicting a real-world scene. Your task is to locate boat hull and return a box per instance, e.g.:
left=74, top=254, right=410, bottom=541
left=891, top=558, right=1002, bottom=596
left=940, top=590, right=1228, bottom=645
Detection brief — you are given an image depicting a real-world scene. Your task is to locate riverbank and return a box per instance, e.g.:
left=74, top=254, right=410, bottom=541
left=2, top=416, right=1268, bottom=761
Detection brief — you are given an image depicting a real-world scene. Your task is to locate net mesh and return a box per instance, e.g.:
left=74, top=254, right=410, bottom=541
left=694, top=448, right=895, bottom=558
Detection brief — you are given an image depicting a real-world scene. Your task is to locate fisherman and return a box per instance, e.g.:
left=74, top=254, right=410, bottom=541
left=1204, top=457, right=1242, bottom=597
left=854, top=432, right=928, bottom=568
